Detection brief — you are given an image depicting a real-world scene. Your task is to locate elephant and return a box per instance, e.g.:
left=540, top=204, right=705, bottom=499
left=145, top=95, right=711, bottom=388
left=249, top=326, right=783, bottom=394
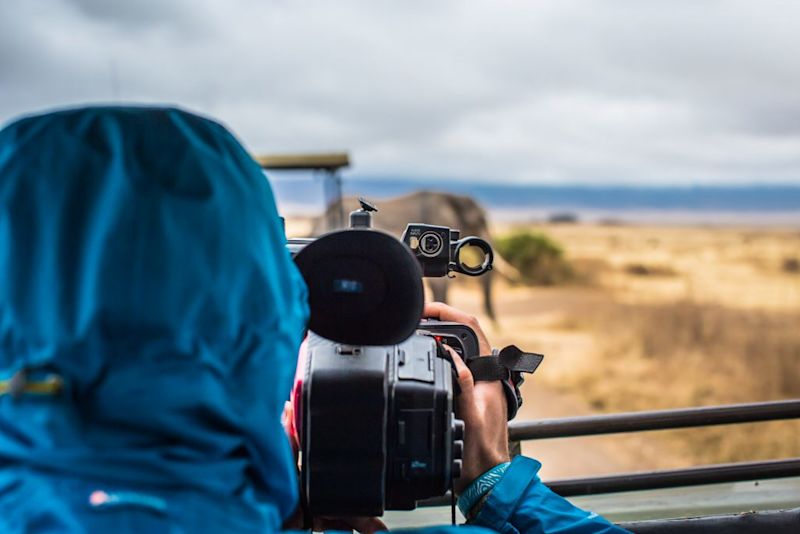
left=311, top=190, right=503, bottom=320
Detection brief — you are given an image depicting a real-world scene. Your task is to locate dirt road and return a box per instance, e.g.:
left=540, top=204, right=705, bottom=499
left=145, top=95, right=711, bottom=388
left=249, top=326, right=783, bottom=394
left=443, top=281, right=678, bottom=480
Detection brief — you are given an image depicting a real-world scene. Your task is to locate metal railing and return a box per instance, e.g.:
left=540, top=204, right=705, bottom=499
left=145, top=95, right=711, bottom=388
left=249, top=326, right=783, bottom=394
left=546, top=457, right=800, bottom=497
left=422, top=399, right=800, bottom=505
left=508, top=399, right=800, bottom=441
left=511, top=399, right=800, bottom=496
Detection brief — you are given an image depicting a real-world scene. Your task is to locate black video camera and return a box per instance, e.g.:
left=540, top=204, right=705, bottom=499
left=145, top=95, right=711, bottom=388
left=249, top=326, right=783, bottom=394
left=286, top=199, right=535, bottom=517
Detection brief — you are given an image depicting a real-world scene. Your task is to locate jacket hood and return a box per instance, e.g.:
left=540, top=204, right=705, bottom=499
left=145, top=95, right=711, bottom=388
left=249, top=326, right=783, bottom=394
left=0, top=106, right=309, bottom=523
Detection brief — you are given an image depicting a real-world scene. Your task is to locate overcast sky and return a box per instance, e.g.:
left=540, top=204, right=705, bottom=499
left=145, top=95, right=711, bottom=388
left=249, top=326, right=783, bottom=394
left=2, top=1, right=799, bottom=185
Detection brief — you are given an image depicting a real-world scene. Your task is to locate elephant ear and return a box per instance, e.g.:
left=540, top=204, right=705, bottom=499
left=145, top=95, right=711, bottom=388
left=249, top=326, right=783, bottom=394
left=294, top=228, right=424, bottom=345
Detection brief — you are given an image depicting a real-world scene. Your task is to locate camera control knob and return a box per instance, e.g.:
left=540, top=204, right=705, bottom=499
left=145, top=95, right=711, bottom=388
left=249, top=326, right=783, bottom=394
left=452, top=418, right=465, bottom=441
left=453, top=439, right=463, bottom=460
left=452, top=459, right=463, bottom=479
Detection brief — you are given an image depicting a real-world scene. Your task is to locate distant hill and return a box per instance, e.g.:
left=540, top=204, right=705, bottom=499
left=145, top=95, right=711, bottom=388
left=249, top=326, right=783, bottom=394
left=267, top=174, right=800, bottom=224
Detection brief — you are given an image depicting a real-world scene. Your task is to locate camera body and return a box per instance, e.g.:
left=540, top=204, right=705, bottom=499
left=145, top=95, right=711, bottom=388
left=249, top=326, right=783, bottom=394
left=288, top=199, right=493, bottom=516
left=296, top=328, right=475, bottom=516
left=288, top=223, right=493, bottom=280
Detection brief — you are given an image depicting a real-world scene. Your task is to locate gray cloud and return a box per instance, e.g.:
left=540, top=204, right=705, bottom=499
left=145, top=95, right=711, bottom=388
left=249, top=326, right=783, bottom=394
left=1, top=0, right=799, bottom=184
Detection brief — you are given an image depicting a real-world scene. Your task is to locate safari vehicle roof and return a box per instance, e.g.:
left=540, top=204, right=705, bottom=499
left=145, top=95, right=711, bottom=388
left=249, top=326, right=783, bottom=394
left=255, top=152, right=350, bottom=172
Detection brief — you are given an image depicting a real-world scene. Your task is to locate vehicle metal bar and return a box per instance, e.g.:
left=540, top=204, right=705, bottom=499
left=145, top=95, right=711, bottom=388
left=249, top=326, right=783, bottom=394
left=421, top=458, right=800, bottom=506
left=509, top=399, right=800, bottom=441
left=255, top=152, right=350, bottom=171
left=547, top=457, right=800, bottom=496
left=617, top=507, right=800, bottom=534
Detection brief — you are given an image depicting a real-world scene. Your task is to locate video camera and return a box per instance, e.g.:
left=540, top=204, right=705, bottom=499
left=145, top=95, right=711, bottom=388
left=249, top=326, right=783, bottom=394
left=287, top=199, right=539, bottom=517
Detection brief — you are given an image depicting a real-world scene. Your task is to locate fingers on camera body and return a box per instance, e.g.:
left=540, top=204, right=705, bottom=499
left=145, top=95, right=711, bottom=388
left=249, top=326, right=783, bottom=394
left=443, top=344, right=475, bottom=395
left=422, top=302, right=492, bottom=355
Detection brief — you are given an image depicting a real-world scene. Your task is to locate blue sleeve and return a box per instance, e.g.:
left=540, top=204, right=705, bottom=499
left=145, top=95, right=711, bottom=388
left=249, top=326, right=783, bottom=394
left=470, top=456, right=629, bottom=534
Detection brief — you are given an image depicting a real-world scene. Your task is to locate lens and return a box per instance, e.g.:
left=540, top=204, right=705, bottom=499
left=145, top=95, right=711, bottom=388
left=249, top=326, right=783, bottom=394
left=453, top=237, right=493, bottom=276
left=419, top=231, right=443, bottom=256
left=458, top=244, right=486, bottom=269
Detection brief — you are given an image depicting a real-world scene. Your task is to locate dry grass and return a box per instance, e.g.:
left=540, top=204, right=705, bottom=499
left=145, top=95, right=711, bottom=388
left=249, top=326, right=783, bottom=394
left=560, top=299, right=800, bottom=464
left=495, top=222, right=800, bottom=312
left=288, top=216, right=800, bottom=468
left=485, top=222, right=800, bottom=468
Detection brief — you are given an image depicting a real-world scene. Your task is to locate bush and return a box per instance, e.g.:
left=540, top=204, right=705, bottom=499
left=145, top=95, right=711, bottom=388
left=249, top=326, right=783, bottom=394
left=624, top=263, right=677, bottom=277
left=496, top=231, right=573, bottom=285
left=783, top=257, right=800, bottom=273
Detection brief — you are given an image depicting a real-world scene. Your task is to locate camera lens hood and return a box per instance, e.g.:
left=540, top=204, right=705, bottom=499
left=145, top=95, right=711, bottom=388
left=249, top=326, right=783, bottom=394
left=294, top=229, right=424, bottom=345
left=453, top=236, right=494, bottom=276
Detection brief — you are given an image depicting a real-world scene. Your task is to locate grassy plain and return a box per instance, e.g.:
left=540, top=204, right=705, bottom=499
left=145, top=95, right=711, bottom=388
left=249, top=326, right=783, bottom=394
left=286, top=217, right=800, bottom=477
left=475, top=222, right=800, bottom=476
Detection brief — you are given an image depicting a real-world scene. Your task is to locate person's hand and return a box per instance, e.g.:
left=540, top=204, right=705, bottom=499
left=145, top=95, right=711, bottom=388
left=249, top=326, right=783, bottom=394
left=422, top=302, right=510, bottom=494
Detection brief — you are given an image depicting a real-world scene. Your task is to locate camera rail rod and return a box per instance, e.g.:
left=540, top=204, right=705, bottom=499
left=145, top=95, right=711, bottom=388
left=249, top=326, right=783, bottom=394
left=508, top=399, right=800, bottom=441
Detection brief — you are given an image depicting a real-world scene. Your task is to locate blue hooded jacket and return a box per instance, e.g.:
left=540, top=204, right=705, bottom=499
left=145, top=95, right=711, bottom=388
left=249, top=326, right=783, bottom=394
left=0, top=106, right=310, bottom=531
left=0, top=107, right=624, bottom=533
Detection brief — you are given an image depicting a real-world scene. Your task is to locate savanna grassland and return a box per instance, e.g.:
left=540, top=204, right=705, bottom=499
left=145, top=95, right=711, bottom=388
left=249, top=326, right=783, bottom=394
left=285, top=217, right=800, bottom=478
left=475, top=222, right=800, bottom=477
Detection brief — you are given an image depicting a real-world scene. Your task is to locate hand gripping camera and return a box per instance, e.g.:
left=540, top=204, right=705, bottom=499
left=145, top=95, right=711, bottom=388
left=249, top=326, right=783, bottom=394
left=287, top=199, right=541, bottom=517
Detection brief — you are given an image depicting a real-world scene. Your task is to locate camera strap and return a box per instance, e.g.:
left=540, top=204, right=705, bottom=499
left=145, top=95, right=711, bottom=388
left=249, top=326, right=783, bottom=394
left=467, top=345, right=544, bottom=420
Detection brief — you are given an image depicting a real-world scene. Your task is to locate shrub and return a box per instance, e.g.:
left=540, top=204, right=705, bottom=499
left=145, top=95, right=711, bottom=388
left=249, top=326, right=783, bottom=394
left=783, top=257, right=799, bottom=273
left=496, top=231, right=573, bottom=285
left=624, top=263, right=677, bottom=277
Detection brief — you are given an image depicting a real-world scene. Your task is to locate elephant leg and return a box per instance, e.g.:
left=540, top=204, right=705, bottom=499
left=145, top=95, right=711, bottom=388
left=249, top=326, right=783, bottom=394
left=428, top=278, right=449, bottom=304
left=482, top=272, right=496, bottom=321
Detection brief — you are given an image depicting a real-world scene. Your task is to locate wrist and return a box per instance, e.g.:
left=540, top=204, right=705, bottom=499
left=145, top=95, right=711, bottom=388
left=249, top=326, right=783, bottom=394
left=473, top=448, right=511, bottom=475
left=456, top=461, right=511, bottom=518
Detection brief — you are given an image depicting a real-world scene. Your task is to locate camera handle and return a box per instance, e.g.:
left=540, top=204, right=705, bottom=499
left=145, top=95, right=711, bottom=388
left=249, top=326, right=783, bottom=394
left=467, top=346, right=544, bottom=420
left=349, top=197, right=378, bottom=228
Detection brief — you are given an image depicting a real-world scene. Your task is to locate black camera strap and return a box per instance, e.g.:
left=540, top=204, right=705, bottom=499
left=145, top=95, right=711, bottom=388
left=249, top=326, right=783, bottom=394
left=467, top=345, right=544, bottom=420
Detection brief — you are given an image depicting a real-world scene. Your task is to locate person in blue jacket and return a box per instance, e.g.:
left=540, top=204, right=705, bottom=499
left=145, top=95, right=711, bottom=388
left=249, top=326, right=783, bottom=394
left=0, top=106, right=626, bottom=533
